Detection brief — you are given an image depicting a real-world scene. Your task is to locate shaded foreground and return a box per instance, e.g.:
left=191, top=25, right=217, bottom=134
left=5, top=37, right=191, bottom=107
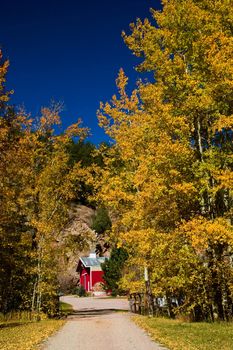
left=133, top=315, right=233, bottom=350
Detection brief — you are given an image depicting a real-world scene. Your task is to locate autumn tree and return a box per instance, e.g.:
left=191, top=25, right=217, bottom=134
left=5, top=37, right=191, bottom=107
left=96, top=0, right=233, bottom=321
left=0, top=51, right=33, bottom=313
left=0, top=51, right=92, bottom=317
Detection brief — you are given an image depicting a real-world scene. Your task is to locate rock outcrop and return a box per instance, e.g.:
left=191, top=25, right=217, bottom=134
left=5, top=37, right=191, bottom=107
left=58, top=204, right=96, bottom=293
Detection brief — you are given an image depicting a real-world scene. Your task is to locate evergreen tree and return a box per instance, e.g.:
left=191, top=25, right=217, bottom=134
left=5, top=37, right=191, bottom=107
left=101, top=247, right=128, bottom=296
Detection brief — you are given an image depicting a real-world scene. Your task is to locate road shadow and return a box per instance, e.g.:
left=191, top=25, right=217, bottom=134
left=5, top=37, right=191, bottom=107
left=68, top=308, right=128, bottom=319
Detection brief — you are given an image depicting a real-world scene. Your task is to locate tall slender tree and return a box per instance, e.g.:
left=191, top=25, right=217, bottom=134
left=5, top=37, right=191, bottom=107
left=0, top=52, right=91, bottom=316
left=97, top=0, right=233, bottom=320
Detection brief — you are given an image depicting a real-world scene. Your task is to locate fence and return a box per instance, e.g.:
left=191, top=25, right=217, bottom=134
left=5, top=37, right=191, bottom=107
left=128, top=292, right=171, bottom=317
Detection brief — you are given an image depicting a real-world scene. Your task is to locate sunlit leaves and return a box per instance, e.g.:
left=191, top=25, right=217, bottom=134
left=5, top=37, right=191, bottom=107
left=0, top=53, right=91, bottom=315
left=97, top=0, right=233, bottom=320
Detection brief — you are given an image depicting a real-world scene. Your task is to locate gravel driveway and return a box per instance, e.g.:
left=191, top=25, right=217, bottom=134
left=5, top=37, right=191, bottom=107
left=42, top=296, right=167, bottom=350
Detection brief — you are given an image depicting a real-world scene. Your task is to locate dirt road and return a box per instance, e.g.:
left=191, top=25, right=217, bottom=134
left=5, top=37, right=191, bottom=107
left=42, top=296, right=167, bottom=350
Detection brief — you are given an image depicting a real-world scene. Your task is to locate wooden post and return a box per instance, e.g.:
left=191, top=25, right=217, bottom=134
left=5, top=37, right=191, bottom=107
left=144, top=266, right=153, bottom=316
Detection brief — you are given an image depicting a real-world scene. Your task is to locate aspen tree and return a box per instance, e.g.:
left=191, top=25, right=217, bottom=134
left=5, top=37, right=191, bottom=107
left=97, top=0, right=233, bottom=320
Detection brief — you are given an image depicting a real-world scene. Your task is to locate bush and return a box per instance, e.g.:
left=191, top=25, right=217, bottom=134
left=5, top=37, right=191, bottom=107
left=92, top=207, right=111, bottom=235
left=72, top=285, right=87, bottom=297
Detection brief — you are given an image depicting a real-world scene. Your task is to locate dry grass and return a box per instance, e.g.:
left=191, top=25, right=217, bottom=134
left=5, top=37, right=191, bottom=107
left=0, top=319, right=65, bottom=350
left=133, top=315, right=233, bottom=350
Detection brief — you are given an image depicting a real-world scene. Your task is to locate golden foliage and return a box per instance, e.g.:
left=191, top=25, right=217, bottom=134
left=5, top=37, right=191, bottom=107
left=0, top=53, right=91, bottom=315
left=96, top=0, right=233, bottom=320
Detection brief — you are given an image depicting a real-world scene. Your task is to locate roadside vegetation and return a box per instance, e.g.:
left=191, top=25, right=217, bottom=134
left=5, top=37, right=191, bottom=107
left=0, top=301, right=72, bottom=350
left=59, top=301, right=73, bottom=316
left=0, top=319, right=65, bottom=350
left=133, top=315, right=233, bottom=350
left=95, top=0, right=233, bottom=322
left=101, top=247, right=128, bottom=296
left=0, top=51, right=99, bottom=318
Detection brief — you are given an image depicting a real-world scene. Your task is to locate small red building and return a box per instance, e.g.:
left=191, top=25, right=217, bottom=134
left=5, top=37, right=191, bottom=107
left=77, top=252, right=108, bottom=293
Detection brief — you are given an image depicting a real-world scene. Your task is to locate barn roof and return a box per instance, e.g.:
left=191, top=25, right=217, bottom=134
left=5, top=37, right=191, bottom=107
left=80, top=256, right=108, bottom=268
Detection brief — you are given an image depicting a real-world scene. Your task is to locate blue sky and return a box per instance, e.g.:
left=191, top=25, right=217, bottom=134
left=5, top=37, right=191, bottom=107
left=1, top=0, right=161, bottom=144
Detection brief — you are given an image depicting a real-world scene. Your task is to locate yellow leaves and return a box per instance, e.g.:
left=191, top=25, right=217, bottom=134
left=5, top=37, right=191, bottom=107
left=40, top=107, right=61, bottom=130
left=119, top=228, right=156, bottom=257
left=213, top=115, right=233, bottom=131
left=217, top=169, right=233, bottom=189
left=95, top=0, right=233, bottom=311
left=0, top=52, right=12, bottom=103
left=171, top=182, right=196, bottom=196
left=206, top=33, right=233, bottom=78
left=98, top=69, right=140, bottom=140
left=120, top=271, right=144, bottom=293
left=64, top=119, right=89, bottom=139
left=0, top=57, right=93, bottom=311
left=0, top=320, right=65, bottom=350
left=178, top=217, right=233, bottom=252
left=116, top=68, right=128, bottom=98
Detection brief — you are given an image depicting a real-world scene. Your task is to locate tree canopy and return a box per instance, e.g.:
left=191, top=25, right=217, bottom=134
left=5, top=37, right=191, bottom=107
left=0, top=51, right=93, bottom=316
left=96, top=0, right=233, bottom=321
left=0, top=0, right=232, bottom=322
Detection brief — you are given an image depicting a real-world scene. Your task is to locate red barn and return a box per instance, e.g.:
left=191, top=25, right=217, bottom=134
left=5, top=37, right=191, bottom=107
left=77, top=252, right=108, bottom=293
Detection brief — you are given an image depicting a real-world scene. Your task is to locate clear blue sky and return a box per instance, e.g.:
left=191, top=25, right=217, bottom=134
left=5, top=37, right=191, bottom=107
left=1, top=0, right=161, bottom=144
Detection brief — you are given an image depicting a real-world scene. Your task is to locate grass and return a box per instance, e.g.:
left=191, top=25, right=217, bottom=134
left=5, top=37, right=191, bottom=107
left=133, top=315, right=233, bottom=350
left=0, top=302, right=72, bottom=350
left=0, top=319, right=65, bottom=350
left=59, top=301, right=73, bottom=316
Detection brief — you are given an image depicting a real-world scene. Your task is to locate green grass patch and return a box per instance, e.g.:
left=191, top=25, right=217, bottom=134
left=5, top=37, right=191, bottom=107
left=133, top=315, right=233, bottom=350
left=0, top=319, right=65, bottom=350
left=59, top=301, right=73, bottom=316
